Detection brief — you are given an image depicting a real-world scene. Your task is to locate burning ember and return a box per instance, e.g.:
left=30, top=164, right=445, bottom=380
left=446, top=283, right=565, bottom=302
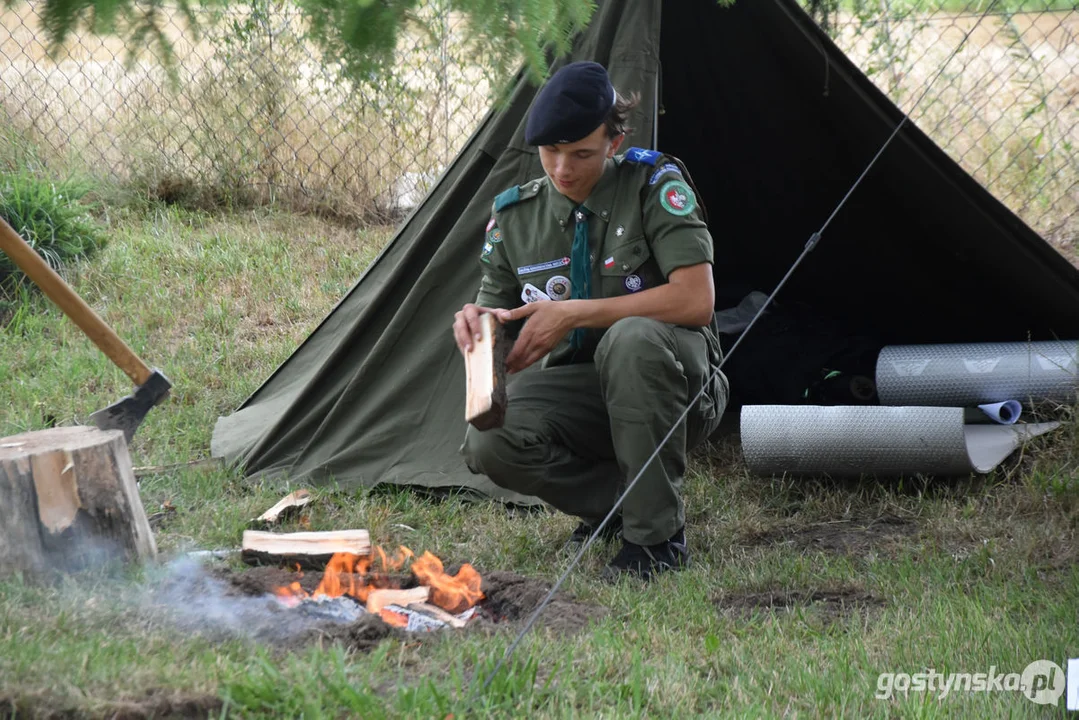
left=273, top=545, right=483, bottom=631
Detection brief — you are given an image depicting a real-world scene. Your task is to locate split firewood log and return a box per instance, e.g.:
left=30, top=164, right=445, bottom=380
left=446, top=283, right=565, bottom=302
left=464, top=313, right=508, bottom=430
left=366, top=586, right=430, bottom=614
left=252, top=489, right=312, bottom=526
left=241, top=529, right=370, bottom=569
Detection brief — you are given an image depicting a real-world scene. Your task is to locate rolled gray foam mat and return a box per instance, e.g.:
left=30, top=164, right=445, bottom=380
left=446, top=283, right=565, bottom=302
left=740, top=405, right=1060, bottom=477
left=876, top=341, right=1079, bottom=406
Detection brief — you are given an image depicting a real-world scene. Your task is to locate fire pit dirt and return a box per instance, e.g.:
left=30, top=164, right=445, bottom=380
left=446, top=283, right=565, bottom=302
left=208, top=559, right=606, bottom=653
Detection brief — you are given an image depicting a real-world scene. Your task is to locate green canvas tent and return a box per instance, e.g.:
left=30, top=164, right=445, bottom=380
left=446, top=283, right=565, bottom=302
left=211, top=0, right=1079, bottom=498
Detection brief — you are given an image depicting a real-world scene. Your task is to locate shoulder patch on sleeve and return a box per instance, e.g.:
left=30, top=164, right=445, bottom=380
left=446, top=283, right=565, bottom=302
left=494, top=179, right=543, bottom=213
left=649, top=162, right=683, bottom=185
left=494, top=186, right=521, bottom=212
left=623, top=147, right=662, bottom=166
left=658, top=179, right=697, bottom=216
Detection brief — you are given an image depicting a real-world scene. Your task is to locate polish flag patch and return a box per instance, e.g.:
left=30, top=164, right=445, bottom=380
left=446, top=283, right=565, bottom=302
left=486, top=217, right=496, bottom=232
left=604, top=256, right=615, bottom=268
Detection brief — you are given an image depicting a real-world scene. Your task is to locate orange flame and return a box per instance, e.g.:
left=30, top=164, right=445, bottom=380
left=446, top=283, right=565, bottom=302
left=313, top=552, right=371, bottom=601
left=271, top=545, right=484, bottom=616
left=273, top=581, right=306, bottom=608
left=410, top=551, right=484, bottom=614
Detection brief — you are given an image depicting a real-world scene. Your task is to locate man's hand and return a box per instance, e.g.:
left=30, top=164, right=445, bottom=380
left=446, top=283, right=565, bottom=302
left=453, top=303, right=502, bottom=354
left=499, top=301, right=578, bottom=373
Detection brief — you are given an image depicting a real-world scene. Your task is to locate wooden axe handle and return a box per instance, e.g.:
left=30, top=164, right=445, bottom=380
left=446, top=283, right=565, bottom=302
left=0, top=216, right=152, bottom=386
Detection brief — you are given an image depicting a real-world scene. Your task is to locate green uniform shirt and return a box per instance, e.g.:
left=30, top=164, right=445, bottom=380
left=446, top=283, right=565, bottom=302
left=476, top=149, right=719, bottom=367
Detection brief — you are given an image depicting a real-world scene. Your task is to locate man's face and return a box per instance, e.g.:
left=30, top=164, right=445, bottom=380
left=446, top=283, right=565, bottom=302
left=538, top=125, right=624, bottom=203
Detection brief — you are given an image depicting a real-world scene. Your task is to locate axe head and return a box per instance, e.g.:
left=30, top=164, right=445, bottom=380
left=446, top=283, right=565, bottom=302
left=90, top=369, right=172, bottom=444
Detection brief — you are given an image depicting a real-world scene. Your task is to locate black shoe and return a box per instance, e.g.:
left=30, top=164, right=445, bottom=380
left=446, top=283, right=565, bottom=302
left=601, top=528, right=689, bottom=581
left=562, top=516, right=622, bottom=553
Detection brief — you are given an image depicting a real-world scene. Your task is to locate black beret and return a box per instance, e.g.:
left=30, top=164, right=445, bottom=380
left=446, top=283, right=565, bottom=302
left=525, top=61, right=616, bottom=146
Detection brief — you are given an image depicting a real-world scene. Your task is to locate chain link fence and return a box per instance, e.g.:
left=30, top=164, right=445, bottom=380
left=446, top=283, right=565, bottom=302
left=0, top=1, right=1076, bottom=246
left=0, top=0, right=491, bottom=223
left=805, top=1, right=1078, bottom=250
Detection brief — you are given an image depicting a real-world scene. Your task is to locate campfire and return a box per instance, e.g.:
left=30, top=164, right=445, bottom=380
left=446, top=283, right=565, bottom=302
left=267, top=542, right=484, bottom=632
left=171, top=523, right=603, bottom=648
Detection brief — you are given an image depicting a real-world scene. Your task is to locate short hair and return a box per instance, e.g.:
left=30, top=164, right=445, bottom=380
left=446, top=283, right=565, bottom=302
left=604, top=90, right=640, bottom=138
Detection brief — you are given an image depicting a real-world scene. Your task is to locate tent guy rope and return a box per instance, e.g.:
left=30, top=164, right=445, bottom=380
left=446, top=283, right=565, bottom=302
left=470, top=0, right=1003, bottom=703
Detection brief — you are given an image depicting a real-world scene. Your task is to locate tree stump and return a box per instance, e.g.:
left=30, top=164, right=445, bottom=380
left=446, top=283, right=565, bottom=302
left=0, top=426, right=157, bottom=579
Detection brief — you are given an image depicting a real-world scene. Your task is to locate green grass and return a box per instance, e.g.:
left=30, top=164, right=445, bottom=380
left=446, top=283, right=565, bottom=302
left=1, top=205, right=1077, bottom=718
left=0, top=170, right=106, bottom=295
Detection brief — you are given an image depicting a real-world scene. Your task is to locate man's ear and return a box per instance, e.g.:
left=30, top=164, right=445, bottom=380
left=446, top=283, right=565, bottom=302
left=607, top=133, right=626, bottom=158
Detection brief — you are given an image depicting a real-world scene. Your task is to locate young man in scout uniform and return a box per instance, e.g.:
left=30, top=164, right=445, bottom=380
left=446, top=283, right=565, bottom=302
left=452, top=61, right=728, bottom=580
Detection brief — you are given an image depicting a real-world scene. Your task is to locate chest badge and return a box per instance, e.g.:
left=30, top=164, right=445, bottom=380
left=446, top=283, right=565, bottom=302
left=615, top=225, right=625, bottom=237
left=521, top=283, right=551, bottom=304
left=545, top=275, right=571, bottom=301
left=624, top=275, right=644, bottom=293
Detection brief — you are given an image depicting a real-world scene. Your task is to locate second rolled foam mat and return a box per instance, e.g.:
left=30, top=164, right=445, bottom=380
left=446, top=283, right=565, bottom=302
left=740, top=406, right=1060, bottom=477
left=876, top=340, right=1079, bottom=406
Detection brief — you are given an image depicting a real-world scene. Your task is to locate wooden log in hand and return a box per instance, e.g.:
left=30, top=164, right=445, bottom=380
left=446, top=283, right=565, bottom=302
left=464, top=313, right=508, bottom=430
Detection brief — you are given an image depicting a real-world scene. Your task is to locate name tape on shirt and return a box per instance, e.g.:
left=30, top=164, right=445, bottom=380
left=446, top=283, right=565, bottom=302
left=649, top=163, right=682, bottom=185
left=517, top=257, right=571, bottom=276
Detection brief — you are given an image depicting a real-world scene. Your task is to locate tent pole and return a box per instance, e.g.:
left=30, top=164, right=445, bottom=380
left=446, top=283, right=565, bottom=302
left=652, top=69, right=659, bottom=149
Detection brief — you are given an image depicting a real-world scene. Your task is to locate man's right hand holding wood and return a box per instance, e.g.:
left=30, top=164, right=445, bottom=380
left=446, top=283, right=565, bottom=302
left=453, top=303, right=501, bottom=355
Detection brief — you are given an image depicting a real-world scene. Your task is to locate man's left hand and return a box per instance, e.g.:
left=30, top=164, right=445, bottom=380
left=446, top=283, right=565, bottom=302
left=498, top=301, right=578, bottom=373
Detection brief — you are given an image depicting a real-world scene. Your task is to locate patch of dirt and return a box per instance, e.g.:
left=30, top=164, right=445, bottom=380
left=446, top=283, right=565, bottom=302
left=0, top=689, right=222, bottom=719
left=715, top=586, right=885, bottom=622
left=480, top=570, right=608, bottom=634
left=739, top=515, right=918, bottom=556
left=1031, top=539, right=1079, bottom=575
left=98, top=690, right=223, bottom=720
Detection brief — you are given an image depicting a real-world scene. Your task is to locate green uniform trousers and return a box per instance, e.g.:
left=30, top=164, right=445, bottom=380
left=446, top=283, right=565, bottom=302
left=461, top=316, right=728, bottom=546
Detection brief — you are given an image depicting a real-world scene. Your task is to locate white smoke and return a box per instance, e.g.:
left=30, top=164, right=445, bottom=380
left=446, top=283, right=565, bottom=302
left=140, top=557, right=364, bottom=642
